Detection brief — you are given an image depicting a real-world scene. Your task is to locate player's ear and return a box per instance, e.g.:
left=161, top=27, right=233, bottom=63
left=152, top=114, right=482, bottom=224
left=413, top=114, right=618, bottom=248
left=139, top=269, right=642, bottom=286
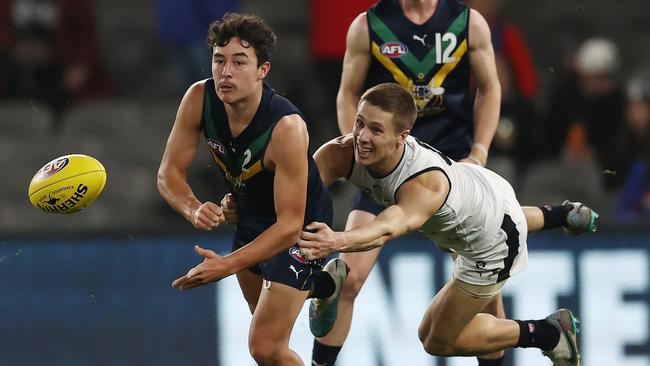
left=258, top=61, right=271, bottom=79
left=399, top=129, right=411, bottom=143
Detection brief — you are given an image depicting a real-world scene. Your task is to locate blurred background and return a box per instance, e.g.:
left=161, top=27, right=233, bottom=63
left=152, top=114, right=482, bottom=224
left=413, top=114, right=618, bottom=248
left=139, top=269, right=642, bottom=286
left=0, top=0, right=649, bottom=365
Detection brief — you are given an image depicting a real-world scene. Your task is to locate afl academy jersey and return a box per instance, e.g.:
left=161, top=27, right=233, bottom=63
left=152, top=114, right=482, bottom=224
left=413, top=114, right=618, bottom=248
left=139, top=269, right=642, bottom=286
left=366, top=0, right=473, bottom=159
left=200, top=79, right=332, bottom=244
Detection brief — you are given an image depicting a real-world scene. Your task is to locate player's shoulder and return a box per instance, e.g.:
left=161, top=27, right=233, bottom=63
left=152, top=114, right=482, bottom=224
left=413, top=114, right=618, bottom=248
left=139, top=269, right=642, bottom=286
left=274, top=113, right=306, bottom=129
left=313, top=134, right=355, bottom=181
left=175, top=79, right=210, bottom=125
left=180, top=79, right=209, bottom=111
left=321, top=134, right=355, bottom=158
left=348, top=11, right=369, bottom=35
left=265, top=114, right=309, bottom=166
left=468, top=9, right=490, bottom=37
left=271, top=114, right=308, bottom=147
left=186, top=78, right=209, bottom=98
left=333, top=133, right=355, bottom=148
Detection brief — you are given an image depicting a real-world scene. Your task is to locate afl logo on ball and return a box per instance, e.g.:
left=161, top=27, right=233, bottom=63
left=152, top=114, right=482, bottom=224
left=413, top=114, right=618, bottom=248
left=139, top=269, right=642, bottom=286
left=207, top=139, right=226, bottom=155
left=289, top=247, right=307, bottom=263
left=36, top=157, right=69, bottom=180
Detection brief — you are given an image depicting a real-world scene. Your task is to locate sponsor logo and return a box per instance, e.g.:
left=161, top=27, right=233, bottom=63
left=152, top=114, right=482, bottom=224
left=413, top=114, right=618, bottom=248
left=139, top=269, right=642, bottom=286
left=44, top=194, right=60, bottom=205
left=413, top=33, right=428, bottom=46
left=476, top=260, right=486, bottom=269
left=289, top=265, right=304, bottom=280
left=207, top=139, right=226, bottom=155
left=380, top=42, right=408, bottom=58
left=37, top=183, right=88, bottom=213
left=289, top=247, right=307, bottom=263
left=36, top=157, right=69, bottom=180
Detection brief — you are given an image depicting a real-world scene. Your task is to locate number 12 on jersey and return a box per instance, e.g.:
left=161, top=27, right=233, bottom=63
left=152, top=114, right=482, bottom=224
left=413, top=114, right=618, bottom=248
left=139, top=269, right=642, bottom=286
left=435, top=33, right=457, bottom=64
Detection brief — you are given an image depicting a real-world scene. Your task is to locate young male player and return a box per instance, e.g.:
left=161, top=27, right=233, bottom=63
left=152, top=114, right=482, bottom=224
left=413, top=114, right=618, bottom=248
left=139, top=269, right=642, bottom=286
left=157, top=13, right=347, bottom=365
left=299, top=83, right=595, bottom=366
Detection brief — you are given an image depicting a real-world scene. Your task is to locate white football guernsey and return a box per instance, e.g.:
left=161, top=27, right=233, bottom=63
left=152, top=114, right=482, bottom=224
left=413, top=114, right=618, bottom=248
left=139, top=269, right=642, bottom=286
left=347, top=136, right=528, bottom=285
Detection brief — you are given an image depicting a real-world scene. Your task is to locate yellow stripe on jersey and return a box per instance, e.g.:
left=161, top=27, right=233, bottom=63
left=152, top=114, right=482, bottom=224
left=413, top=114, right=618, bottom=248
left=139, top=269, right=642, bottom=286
left=240, top=160, right=262, bottom=182
left=430, top=39, right=468, bottom=88
left=208, top=146, right=263, bottom=186
left=209, top=149, right=229, bottom=174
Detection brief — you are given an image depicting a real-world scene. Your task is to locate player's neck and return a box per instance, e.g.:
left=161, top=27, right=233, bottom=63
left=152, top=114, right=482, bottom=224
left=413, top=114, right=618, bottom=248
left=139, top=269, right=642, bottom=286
left=400, top=0, right=438, bottom=25
left=368, top=143, right=405, bottom=178
left=224, top=85, right=264, bottom=137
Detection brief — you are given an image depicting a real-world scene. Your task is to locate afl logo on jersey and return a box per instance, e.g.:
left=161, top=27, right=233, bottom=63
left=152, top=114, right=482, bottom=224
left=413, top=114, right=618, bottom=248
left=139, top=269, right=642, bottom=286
left=289, top=247, right=308, bottom=263
left=380, top=42, right=408, bottom=58
left=207, top=139, right=226, bottom=155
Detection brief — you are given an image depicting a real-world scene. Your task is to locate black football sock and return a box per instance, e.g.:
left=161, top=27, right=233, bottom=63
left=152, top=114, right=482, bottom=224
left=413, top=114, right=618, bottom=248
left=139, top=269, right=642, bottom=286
left=515, top=319, right=560, bottom=351
left=309, top=270, right=335, bottom=299
left=477, top=355, right=505, bottom=366
left=312, top=339, right=342, bottom=366
left=539, top=204, right=573, bottom=230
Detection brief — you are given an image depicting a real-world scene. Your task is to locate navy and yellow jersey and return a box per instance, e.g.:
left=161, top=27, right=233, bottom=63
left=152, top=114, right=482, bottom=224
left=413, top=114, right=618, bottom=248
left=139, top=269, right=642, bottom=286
left=366, top=0, right=473, bottom=160
left=201, top=79, right=333, bottom=244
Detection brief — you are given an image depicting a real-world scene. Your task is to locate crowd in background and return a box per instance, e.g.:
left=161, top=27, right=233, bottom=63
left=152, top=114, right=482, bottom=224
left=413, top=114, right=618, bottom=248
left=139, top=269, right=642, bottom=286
left=1, top=0, right=649, bottom=234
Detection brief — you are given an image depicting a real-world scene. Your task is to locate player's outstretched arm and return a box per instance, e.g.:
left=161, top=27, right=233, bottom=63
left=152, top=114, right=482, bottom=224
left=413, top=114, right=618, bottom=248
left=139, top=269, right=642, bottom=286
left=337, top=13, right=371, bottom=134
left=157, top=81, right=225, bottom=231
left=299, top=171, right=449, bottom=259
left=172, top=245, right=227, bottom=290
left=463, top=9, right=501, bottom=166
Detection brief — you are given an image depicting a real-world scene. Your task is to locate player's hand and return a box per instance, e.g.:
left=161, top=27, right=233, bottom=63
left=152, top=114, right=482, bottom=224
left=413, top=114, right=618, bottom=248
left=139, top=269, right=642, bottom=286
left=459, top=156, right=484, bottom=166
left=172, top=245, right=233, bottom=290
left=460, top=144, right=487, bottom=166
left=190, top=201, right=224, bottom=231
left=220, top=193, right=239, bottom=224
left=298, top=221, right=341, bottom=260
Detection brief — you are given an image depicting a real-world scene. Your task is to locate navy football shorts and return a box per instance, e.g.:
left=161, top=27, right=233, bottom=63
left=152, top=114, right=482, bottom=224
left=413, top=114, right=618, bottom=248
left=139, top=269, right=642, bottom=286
left=233, top=240, right=326, bottom=291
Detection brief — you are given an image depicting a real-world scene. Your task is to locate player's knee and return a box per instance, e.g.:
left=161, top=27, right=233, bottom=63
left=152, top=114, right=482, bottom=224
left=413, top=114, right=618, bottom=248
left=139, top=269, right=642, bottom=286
left=420, top=336, right=455, bottom=356
left=340, top=269, right=366, bottom=302
left=249, top=339, right=283, bottom=365
left=418, top=324, right=455, bottom=356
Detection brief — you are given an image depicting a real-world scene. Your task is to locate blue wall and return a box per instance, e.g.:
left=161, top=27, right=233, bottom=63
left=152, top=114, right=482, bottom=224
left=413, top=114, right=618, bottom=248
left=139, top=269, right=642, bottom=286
left=1, top=231, right=649, bottom=366
left=0, top=236, right=221, bottom=366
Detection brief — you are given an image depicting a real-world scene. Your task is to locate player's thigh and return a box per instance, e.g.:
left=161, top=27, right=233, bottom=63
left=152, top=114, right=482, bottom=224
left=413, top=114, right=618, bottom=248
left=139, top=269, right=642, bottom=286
left=446, top=252, right=504, bottom=316
left=237, top=269, right=263, bottom=314
left=419, top=279, right=494, bottom=345
left=249, top=281, right=310, bottom=346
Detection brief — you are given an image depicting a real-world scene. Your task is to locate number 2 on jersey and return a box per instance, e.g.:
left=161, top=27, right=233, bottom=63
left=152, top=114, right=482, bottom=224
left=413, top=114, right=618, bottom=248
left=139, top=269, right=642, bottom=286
left=241, top=149, right=251, bottom=172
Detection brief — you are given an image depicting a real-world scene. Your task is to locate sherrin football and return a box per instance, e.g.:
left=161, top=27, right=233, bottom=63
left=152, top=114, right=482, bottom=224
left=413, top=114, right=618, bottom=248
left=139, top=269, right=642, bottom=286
left=28, top=154, right=107, bottom=214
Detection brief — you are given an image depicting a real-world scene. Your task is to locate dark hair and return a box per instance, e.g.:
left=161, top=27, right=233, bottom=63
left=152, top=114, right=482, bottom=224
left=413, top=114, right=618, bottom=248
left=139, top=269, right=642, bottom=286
left=360, top=83, right=417, bottom=132
left=206, top=13, right=277, bottom=66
